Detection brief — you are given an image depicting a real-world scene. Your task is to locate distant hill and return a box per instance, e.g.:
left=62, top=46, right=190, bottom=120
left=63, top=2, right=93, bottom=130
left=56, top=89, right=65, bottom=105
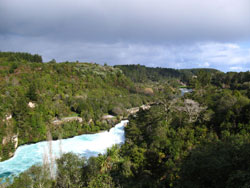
left=0, top=51, right=42, bottom=63
left=115, top=64, right=220, bottom=83
left=114, top=65, right=181, bottom=82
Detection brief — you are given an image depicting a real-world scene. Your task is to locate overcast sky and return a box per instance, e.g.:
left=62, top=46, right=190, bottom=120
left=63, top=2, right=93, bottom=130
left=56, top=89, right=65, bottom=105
left=0, top=0, right=250, bottom=72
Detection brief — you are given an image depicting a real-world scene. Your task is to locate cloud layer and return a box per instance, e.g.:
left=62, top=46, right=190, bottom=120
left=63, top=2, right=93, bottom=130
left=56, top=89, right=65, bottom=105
left=0, top=0, right=250, bottom=71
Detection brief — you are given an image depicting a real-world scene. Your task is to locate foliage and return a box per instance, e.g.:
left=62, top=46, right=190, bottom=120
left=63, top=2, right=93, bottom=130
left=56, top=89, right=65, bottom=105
left=56, top=153, right=85, bottom=188
left=115, top=64, right=219, bottom=84
left=0, top=54, right=155, bottom=161
left=2, top=52, right=250, bottom=187
left=9, top=165, right=53, bottom=188
left=0, top=52, right=42, bottom=63
left=178, top=140, right=250, bottom=188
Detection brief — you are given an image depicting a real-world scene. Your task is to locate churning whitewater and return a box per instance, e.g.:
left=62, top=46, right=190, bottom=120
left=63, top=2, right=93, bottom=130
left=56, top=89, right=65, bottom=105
left=0, top=120, right=128, bottom=179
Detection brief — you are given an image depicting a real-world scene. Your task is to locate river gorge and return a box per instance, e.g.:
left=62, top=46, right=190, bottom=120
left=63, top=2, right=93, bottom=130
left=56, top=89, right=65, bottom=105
left=0, top=89, right=191, bottom=181
left=0, top=120, right=128, bottom=180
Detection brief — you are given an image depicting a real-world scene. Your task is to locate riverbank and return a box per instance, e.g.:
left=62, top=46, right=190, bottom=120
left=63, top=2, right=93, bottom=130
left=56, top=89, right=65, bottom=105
left=0, top=103, right=153, bottom=162
left=0, top=120, right=128, bottom=180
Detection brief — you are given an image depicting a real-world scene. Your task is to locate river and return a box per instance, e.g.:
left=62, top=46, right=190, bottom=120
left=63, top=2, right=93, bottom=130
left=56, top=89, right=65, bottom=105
left=180, top=88, right=193, bottom=96
left=0, top=120, right=128, bottom=180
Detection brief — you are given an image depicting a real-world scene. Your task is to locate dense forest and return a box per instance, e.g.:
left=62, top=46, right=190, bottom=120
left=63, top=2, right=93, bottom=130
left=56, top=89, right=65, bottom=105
left=1, top=52, right=250, bottom=187
left=0, top=52, right=158, bottom=161
left=115, top=64, right=219, bottom=84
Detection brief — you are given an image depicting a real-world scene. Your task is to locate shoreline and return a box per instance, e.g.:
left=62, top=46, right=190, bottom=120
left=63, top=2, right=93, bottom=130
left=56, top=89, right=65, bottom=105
left=0, top=120, right=129, bottom=181
left=0, top=119, right=128, bottom=163
left=1, top=103, right=152, bottom=162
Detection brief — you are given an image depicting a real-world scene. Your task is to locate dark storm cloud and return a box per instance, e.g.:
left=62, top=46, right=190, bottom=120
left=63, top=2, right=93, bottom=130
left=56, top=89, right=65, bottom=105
left=1, top=0, right=250, bottom=43
left=0, top=0, right=250, bottom=72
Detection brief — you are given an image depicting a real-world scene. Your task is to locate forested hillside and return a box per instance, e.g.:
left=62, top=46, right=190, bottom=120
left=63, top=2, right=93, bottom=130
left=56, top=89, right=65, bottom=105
left=115, top=64, right=219, bottom=83
left=1, top=52, right=250, bottom=188
left=0, top=52, right=157, bottom=161
left=5, top=67, right=250, bottom=188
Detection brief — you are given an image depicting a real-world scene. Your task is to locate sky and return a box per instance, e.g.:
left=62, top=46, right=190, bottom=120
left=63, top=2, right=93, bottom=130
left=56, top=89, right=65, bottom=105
left=0, top=0, right=250, bottom=72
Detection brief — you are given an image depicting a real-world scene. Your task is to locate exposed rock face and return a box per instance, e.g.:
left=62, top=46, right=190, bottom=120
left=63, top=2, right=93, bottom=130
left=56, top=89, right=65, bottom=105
left=144, top=88, right=154, bottom=96
left=1, top=134, right=18, bottom=160
left=88, top=119, right=93, bottom=124
left=2, top=137, right=8, bottom=145
left=12, top=135, right=18, bottom=149
left=2, top=134, right=18, bottom=149
left=127, top=107, right=140, bottom=114
left=52, top=117, right=83, bottom=125
left=3, top=114, right=12, bottom=122
left=140, top=104, right=151, bottom=110
left=62, top=117, right=83, bottom=123
left=127, top=104, right=151, bottom=115
left=28, top=102, right=36, bottom=108
left=5, top=114, right=12, bottom=121
left=102, top=115, right=115, bottom=120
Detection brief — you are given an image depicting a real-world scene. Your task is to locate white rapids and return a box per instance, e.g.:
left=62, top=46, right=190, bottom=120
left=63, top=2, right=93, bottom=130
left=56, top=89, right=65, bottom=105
left=0, top=120, right=128, bottom=179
